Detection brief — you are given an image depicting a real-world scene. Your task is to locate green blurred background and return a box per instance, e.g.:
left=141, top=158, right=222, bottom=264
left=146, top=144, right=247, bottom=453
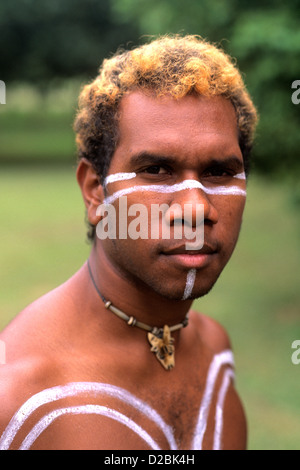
left=0, top=0, right=299, bottom=450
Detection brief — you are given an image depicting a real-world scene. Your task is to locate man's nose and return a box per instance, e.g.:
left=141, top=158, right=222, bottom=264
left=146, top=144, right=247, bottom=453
left=165, top=185, right=219, bottom=227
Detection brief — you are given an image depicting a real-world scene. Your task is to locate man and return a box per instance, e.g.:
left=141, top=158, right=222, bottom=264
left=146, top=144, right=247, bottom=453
left=0, top=35, right=257, bottom=450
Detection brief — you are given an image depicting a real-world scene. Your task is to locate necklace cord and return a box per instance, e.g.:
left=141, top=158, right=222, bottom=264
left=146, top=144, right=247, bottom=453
left=86, top=259, right=189, bottom=334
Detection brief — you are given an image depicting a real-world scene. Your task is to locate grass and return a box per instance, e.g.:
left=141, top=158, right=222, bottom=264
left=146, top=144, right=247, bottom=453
left=0, top=166, right=299, bottom=449
left=0, top=111, right=76, bottom=163
left=0, top=165, right=90, bottom=321
left=0, top=81, right=79, bottom=164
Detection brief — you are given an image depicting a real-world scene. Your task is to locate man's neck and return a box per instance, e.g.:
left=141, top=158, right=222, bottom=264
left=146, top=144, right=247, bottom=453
left=87, top=243, right=192, bottom=329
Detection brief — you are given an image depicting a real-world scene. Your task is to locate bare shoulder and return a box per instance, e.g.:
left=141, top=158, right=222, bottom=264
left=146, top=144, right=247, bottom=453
left=0, top=280, right=76, bottom=449
left=0, top=278, right=151, bottom=450
left=0, top=362, right=155, bottom=450
left=189, top=308, right=232, bottom=353
left=0, top=267, right=84, bottom=370
left=0, top=283, right=160, bottom=450
left=0, top=352, right=55, bottom=450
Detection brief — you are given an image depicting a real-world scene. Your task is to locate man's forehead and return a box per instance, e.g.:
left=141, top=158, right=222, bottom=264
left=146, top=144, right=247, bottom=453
left=118, top=90, right=238, bottom=129
left=115, top=91, right=240, bottom=157
left=112, top=91, right=241, bottom=170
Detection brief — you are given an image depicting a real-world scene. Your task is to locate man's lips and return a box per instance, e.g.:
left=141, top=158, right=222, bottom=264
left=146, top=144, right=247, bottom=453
left=162, top=244, right=217, bottom=256
left=161, top=244, right=218, bottom=268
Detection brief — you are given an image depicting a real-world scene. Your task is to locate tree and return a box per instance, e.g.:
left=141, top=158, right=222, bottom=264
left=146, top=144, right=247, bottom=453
left=0, top=0, right=139, bottom=84
left=111, top=0, right=300, bottom=174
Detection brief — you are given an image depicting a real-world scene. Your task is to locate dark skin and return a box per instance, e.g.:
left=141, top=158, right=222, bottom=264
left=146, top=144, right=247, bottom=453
left=0, top=92, right=247, bottom=450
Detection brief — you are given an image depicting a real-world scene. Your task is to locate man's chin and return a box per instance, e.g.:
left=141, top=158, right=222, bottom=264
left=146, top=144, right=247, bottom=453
left=153, top=283, right=215, bottom=302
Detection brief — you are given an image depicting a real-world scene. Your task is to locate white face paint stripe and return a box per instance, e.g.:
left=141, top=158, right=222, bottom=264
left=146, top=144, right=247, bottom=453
left=105, top=172, right=246, bottom=185
left=103, top=180, right=246, bottom=204
left=0, top=382, right=176, bottom=451
left=104, top=172, right=137, bottom=186
left=182, top=269, right=196, bottom=300
left=192, top=350, right=235, bottom=450
left=213, top=368, right=234, bottom=450
left=234, top=172, right=246, bottom=180
left=19, top=405, right=160, bottom=451
left=0, top=350, right=235, bottom=450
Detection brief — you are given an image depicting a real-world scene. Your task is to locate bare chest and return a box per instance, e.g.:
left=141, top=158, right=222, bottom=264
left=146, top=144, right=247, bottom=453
left=0, top=350, right=245, bottom=450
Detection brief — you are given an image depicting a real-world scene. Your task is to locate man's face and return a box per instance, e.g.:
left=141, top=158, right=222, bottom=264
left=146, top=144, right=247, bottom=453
left=99, top=91, right=246, bottom=300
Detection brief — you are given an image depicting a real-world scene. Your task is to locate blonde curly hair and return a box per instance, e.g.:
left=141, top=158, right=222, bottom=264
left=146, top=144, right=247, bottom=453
left=74, top=34, right=257, bottom=182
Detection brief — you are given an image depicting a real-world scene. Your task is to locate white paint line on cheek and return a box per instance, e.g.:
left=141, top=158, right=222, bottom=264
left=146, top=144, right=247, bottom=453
left=104, top=172, right=245, bottom=186
left=19, top=405, right=161, bottom=451
left=233, top=172, right=246, bottom=180
left=182, top=269, right=197, bottom=300
left=103, top=180, right=246, bottom=204
left=104, top=172, right=137, bottom=186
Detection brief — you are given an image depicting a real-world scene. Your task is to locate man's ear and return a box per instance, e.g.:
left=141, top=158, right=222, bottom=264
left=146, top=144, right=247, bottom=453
left=76, top=158, right=105, bottom=226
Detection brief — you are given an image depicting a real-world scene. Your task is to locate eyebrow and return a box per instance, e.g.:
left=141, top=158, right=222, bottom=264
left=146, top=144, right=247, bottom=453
left=129, top=152, right=243, bottom=170
left=129, top=152, right=177, bottom=167
left=205, top=156, right=244, bottom=170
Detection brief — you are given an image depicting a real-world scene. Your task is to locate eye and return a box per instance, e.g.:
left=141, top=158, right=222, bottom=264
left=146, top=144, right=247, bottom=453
left=211, top=169, right=229, bottom=177
left=143, top=165, right=171, bottom=175
left=204, top=166, right=235, bottom=178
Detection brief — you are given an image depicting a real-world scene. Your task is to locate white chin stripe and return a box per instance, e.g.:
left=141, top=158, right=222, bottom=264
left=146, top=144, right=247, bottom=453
left=104, top=179, right=246, bottom=204
left=182, top=269, right=197, bottom=300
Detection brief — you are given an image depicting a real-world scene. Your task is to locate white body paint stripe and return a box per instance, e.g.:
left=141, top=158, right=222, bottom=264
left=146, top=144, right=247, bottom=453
left=0, top=382, right=176, bottom=451
left=182, top=269, right=197, bottom=300
left=0, top=350, right=235, bottom=450
left=192, top=350, right=235, bottom=450
left=104, top=172, right=137, bottom=185
left=104, top=180, right=246, bottom=204
left=213, top=368, right=235, bottom=450
left=19, top=405, right=160, bottom=451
